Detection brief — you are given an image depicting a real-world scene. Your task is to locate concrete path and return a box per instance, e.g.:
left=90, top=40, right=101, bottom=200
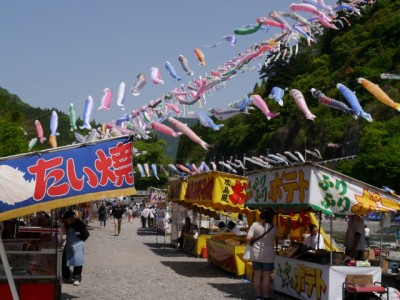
left=61, top=217, right=290, bottom=300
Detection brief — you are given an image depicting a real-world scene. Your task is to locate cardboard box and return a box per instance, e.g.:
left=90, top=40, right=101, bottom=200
left=346, top=274, right=373, bottom=285
left=390, top=251, right=400, bottom=259
left=382, top=259, right=389, bottom=273
left=370, top=259, right=380, bottom=267
left=363, top=249, right=376, bottom=260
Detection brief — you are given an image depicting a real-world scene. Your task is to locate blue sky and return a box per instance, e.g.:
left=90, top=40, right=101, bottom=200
left=0, top=0, right=336, bottom=125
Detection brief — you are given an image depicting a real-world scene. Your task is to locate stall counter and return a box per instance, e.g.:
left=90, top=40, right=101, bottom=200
left=183, top=233, right=212, bottom=257
left=274, top=255, right=382, bottom=300
left=206, top=236, right=246, bottom=276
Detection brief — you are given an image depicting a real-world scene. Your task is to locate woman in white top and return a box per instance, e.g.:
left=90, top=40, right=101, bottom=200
left=246, top=208, right=277, bottom=300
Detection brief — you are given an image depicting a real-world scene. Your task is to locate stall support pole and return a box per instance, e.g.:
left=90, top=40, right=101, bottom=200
left=317, top=211, right=322, bottom=250
left=329, top=214, right=333, bottom=266
left=380, top=212, right=384, bottom=264
left=275, top=208, right=279, bottom=254
left=175, top=209, right=179, bottom=247
left=0, top=223, right=20, bottom=300
left=199, top=213, right=202, bottom=231
left=156, top=220, right=159, bottom=246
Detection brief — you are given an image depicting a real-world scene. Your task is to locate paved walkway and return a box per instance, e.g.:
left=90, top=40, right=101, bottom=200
left=61, top=217, right=290, bottom=300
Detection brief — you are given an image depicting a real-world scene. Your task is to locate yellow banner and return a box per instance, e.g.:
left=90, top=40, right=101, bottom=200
left=185, top=171, right=248, bottom=212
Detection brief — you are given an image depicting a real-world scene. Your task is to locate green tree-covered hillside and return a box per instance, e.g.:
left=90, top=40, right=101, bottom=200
left=175, top=0, right=400, bottom=190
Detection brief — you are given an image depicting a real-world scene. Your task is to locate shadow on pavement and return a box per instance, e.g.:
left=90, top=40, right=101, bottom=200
left=145, top=243, right=192, bottom=258
left=209, top=282, right=296, bottom=300
left=136, top=228, right=160, bottom=236
left=208, top=282, right=254, bottom=300
left=161, top=261, right=238, bottom=279
left=60, top=293, right=79, bottom=300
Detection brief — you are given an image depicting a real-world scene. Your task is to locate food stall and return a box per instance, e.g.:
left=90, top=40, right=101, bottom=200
left=0, top=136, right=137, bottom=300
left=168, top=177, right=237, bottom=257
left=168, top=171, right=258, bottom=275
left=0, top=220, right=63, bottom=300
left=245, top=162, right=400, bottom=300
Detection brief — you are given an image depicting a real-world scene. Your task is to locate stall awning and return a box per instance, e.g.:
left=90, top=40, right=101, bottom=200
left=168, top=171, right=257, bottom=218
left=0, top=136, right=137, bottom=222
left=184, top=171, right=255, bottom=214
left=245, top=162, right=400, bottom=215
left=167, top=178, right=188, bottom=202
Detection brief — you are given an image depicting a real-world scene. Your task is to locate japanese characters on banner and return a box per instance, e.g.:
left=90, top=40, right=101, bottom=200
left=0, top=136, right=136, bottom=221
left=148, top=187, right=167, bottom=202
left=148, top=187, right=167, bottom=208
left=245, top=163, right=400, bottom=215
left=184, top=171, right=248, bottom=213
left=274, top=256, right=381, bottom=300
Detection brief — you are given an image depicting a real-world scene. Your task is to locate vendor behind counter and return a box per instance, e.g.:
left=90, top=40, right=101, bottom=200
left=178, top=217, right=198, bottom=248
left=304, top=224, right=325, bottom=251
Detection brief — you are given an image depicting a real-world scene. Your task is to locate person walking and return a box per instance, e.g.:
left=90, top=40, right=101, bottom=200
left=111, top=202, right=124, bottom=236
left=97, top=203, right=107, bottom=229
left=148, top=205, right=156, bottom=229
left=62, top=210, right=90, bottom=286
left=246, top=208, right=277, bottom=300
left=141, top=205, right=150, bottom=228
left=127, top=205, right=133, bottom=223
left=132, top=204, right=138, bottom=219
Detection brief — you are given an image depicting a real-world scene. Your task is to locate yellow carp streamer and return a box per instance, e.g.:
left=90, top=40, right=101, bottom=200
left=358, top=77, right=400, bottom=111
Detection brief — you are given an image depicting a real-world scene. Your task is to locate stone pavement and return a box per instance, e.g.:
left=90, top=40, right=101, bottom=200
left=61, top=217, right=292, bottom=300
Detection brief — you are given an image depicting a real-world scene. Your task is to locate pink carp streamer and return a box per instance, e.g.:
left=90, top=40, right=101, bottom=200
left=35, top=120, right=46, bottom=143
left=98, top=88, right=113, bottom=111
left=250, top=94, right=280, bottom=120
left=290, top=89, right=317, bottom=121
left=168, top=117, right=211, bottom=150
left=150, top=121, right=182, bottom=137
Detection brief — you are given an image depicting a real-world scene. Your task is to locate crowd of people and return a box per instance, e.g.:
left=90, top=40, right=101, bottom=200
left=61, top=200, right=382, bottom=299
left=94, top=201, right=167, bottom=234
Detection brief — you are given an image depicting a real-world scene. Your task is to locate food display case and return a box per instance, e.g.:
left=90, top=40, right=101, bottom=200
left=0, top=227, right=63, bottom=300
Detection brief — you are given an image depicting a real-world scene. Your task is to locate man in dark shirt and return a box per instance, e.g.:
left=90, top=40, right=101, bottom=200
left=111, top=202, right=124, bottom=236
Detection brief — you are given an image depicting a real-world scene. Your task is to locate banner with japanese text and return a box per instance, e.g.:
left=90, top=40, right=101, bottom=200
left=246, top=164, right=314, bottom=212
left=245, top=163, right=400, bottom=215
left=310, top=165, right=400, bottom=215
left=148, top=187, right=167, bottom=208
left=148, top=187, right=167, bottom=202
left=0, top=136, right=136, bottom=221
left=274, top=256, right=381, bottom=300
left=184, top=171, right=248, bottom=213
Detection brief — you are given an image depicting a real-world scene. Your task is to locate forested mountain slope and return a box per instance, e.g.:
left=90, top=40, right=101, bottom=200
left=175, top=0, right=400, bottom=190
